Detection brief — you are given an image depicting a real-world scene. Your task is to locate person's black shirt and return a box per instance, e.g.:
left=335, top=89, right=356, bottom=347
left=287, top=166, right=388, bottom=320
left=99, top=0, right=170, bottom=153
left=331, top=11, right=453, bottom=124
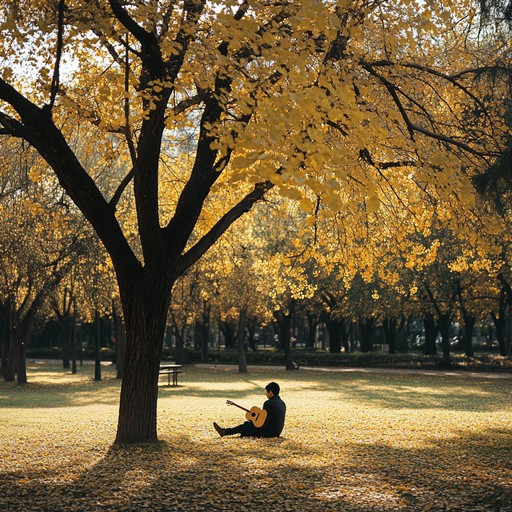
left=261, top=395, right=286, bottom=437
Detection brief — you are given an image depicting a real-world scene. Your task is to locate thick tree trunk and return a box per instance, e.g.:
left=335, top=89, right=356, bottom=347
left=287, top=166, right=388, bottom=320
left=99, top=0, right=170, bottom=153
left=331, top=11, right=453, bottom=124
left=0, top=301, right=11, bottom=381
left=491, top=310, right=507, bottom=356
left=463, top=314, right=475, bottom=357
left=306, top=312, right=319, bottom=349
left=3, top=348, right=15, bottom=381
left=0, top=331, right=6, bottom=380
left=220, top=320, right=237, bottom=349
left=247, top=316, right=257, bottom=351
left=492, top=286, right=509, bottom=356
left=1, top=301, right=15, bottom=382
left=16, top=336, right=27, bottom=385
left=113, top=304, right=126, bottom=379
left=423, top=314, right=437, bottom=355
left=340, top=319, right=350, bottom=352
left=71, top=311, right=77, bottom=375
left=275, top=312, right=294, bottom=370
left=13, top=308, right=30, bottom=385
left=9, top=306, right=30, bottom=385
left=456, top=280, right=475, bottom=358
left=114, top=281, right=171, bottom=445
left=383, top=318, right=397, bottom=354
left=326, top=318, right=341, bottom=353
left=437, top=313, right=452, bottom=368
left=94, top=311, right=102, bottom=382
left=61, top=313, right=71, bottom=369
left=359, top=317, right=374, bottom=353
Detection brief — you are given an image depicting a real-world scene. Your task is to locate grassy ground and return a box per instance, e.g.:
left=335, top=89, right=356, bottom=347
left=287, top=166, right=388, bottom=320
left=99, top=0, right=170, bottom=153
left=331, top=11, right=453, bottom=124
left=1, top=362, right=511, bottom=512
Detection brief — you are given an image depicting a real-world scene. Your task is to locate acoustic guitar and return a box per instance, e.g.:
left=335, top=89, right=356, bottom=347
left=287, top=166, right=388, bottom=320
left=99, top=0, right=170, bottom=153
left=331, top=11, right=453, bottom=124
left=226, top=400, right=268, bottom=428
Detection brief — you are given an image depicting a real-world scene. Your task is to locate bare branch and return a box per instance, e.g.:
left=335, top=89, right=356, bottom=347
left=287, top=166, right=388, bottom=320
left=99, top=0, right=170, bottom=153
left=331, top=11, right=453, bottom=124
left=109, top=0, right=166, bottom=79
left=398, top=61, right=499, bottom=139
left=159, top=1, right=176, bottom=38
left=109, top=0, right=153, bottom=47
left=360, top=60, right=416, bottom=141
left=49, top=0, right=66, bottom=111
left=109, top=33, right=137, bottom=212
left=360, top=60, right=498, bottom=159
left=450, top=65, right=510, bottom=80
left=234, top=0, right=251, bottom=21
left=109, top=168, right=135, bottom=211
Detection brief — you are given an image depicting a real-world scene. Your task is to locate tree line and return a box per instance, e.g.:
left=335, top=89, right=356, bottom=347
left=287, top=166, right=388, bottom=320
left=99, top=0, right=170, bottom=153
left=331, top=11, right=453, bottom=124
left=2, top=181, right=512, bottom=381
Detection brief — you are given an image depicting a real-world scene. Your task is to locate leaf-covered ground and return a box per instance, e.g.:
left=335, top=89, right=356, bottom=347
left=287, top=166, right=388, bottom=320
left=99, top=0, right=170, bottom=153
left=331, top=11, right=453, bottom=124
left=1, top=362, right=511, bottom=512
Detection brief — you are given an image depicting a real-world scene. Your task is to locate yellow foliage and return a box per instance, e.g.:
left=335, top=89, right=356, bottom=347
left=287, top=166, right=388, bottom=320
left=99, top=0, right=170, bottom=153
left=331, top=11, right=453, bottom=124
left=0, top=0, right=509, bottom=332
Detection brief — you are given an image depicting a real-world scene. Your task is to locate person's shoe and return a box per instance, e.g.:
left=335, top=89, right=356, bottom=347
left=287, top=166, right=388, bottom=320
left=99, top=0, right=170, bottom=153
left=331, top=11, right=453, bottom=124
left=213, top=422, right=225, bottom=437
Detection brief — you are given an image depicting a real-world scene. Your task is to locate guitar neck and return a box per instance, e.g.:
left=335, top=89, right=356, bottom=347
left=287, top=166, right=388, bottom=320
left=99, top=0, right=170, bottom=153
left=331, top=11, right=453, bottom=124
left=227, top=401, right=249, bottom=413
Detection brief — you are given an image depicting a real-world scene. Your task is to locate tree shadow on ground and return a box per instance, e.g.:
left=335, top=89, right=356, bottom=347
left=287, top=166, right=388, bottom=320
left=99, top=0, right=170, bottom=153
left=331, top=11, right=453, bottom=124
left=0, top=376, right=121, bottom=408
left=2, top=426, right=511, bottom=512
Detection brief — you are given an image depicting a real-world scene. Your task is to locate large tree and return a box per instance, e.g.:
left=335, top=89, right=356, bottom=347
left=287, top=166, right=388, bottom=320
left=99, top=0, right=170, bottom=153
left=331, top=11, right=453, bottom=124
left=0, top=0, right=504, bottom=443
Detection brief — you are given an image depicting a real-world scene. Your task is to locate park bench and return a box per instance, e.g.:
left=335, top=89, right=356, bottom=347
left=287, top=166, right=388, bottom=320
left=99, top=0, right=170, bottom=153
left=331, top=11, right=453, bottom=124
left=159, top=364, right=183, bottom=387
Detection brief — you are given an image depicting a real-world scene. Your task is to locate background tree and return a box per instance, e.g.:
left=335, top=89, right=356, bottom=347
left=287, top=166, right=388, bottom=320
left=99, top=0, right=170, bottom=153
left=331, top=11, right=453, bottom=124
left=203, top=225, right=263, bottom=372
left=0, top=146, right=87, bottom=383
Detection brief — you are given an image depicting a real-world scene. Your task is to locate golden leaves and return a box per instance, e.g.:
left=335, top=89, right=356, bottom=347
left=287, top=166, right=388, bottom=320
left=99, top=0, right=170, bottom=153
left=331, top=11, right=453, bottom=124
left=1, top=364, right=512, bottom=512
left=1, top=0, right=500, bottom=213
left=0, top=0, right=508, bottom=333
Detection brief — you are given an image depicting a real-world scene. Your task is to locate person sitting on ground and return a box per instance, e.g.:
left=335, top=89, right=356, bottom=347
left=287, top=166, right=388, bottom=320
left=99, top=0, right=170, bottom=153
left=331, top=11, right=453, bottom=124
left=213, top=381, right=286, bottom=438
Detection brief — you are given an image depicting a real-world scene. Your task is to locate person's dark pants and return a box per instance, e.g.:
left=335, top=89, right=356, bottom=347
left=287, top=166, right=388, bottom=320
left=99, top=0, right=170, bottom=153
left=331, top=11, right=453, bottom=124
left=224, top=421, right=266, bottom=437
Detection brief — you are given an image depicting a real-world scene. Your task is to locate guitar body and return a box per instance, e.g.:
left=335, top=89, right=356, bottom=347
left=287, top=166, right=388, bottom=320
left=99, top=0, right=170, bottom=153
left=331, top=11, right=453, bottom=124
left=226, top=400, right=268, bottom=428
left=245, top=406, right=267, bottom=428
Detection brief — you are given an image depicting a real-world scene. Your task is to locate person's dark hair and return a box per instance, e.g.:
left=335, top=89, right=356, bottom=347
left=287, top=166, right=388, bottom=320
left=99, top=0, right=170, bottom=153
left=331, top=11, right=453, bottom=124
left=266, top=382, right=280, bottom=395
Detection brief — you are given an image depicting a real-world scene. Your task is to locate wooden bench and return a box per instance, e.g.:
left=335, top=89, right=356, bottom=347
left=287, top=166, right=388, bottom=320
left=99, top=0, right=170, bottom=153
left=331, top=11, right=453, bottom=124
left=159, top=364, right=183, bottom=387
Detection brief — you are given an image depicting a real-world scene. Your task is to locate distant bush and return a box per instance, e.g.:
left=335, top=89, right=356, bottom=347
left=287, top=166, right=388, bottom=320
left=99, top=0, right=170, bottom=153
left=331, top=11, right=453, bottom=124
left=27, top=345, right=512, bottom=370
left=25, top=346, right=63, bottom=360
left=26, top=346, right=114, bottom=361
left=160, top=347, right=512, bottom=370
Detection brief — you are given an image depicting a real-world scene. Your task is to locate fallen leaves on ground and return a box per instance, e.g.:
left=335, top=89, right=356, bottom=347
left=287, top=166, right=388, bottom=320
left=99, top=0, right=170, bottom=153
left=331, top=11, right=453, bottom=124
left=1, top=364, right=511, bottom=511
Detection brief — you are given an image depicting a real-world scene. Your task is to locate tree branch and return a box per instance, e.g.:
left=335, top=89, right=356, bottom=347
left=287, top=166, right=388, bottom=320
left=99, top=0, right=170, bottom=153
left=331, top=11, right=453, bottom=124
left=109, top=0, right=165, bottom=79
left=398, top=61, right=499, bottom=141
left=0, top=78, right=42, bottom=122
left=234, top=0, right=251, bottom=21
left=108, top=0, right=153, bottom=47
left=109, top=168, right=135, bottom=210
left=170, top=94, right=202, bottom=115
left=174, top=180, right=274, bottom=276
left=49, top=0, right=66, bottom=111
left=360, top=60, right=416, bottom=140
left=109, top=32, right=137, bottom=212
left=360, top=60, right=498, bottom=159
left=0, top=79, right=140, bottom=282
left=0, top=111, right=26, bottom=137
